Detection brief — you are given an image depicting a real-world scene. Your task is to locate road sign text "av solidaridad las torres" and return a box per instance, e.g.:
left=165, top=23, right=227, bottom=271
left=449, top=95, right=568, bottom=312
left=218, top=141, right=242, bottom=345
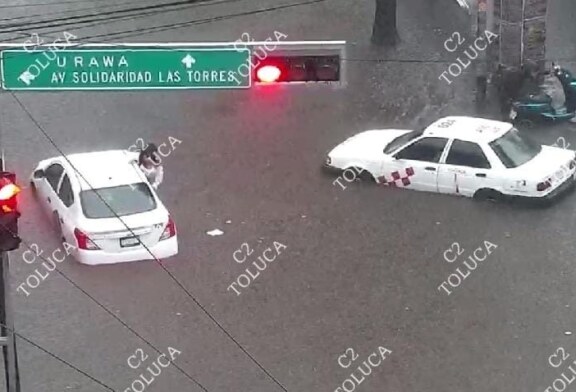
left=0, top=48, right=251, bottom=90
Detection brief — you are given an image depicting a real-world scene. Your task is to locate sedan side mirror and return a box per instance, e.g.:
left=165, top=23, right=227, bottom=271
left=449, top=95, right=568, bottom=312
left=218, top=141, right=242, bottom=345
left=33, top=169, right=45, bottom=179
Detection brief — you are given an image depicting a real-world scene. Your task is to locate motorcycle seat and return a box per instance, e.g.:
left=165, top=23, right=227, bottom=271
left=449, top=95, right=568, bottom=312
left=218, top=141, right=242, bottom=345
left=525, top=93, right=551, bottom=103
left=516, top=94, right=552, bottom=105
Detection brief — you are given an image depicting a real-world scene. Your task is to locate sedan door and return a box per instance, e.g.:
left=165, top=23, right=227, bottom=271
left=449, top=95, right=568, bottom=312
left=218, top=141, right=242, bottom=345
left=53, top=173, right=77, bottom=242
left=380, top=137, right=449, bottom=192
left=437, top=139, right=495, bottom=197
left=34, top=163, right=65, bottom=219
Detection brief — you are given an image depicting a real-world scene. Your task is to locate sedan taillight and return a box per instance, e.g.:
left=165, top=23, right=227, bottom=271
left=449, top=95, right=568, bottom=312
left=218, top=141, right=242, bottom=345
left=159, top=216, right=176, bottom=240
left=74, top=228, right=100, bottom=250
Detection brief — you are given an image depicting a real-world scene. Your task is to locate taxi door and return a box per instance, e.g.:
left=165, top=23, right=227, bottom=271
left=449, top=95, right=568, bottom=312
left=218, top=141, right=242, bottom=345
left=437, top=139, right=494, bottom=196
left=381, top=136, right=449, bottom=192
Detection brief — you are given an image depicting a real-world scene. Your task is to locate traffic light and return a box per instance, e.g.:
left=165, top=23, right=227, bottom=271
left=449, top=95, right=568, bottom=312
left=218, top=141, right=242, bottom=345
left=0, top=172, right=20, bottom=251
left=253, top=55, right=340, bottom=83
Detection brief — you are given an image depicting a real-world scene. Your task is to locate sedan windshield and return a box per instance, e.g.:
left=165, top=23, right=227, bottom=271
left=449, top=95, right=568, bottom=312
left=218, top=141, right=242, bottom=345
left=383, top=130, right=423, bottom=154
left=80, top=183, right=156, bottom=219
left=489, top=127, right=542, bottom=168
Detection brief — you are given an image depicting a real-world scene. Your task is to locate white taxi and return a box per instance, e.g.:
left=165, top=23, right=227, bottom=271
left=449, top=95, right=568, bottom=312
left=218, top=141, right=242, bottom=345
left=324, top=116, right=576, bottom=201
left=30, top=150, right=178, bottom=265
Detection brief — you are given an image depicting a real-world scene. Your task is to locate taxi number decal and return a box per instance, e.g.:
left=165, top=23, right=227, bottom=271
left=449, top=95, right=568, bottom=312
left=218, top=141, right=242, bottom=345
left=437, top=119, right=455, bottom=128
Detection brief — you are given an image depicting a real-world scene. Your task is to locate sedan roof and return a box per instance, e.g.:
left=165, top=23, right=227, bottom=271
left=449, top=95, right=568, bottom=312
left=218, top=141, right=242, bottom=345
left=61, top=150, right=144, bottom=190
left=424, top=116, right=512, bottom=144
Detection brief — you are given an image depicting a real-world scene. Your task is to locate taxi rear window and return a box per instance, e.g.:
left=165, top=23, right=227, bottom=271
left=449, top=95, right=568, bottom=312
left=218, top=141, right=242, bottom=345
left=80, top=183, right=156, bottom=219
left=489, top=128, right=541, bottom=168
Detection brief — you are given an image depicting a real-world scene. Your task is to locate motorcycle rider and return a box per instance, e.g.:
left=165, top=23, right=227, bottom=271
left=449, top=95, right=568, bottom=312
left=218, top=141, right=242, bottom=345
left=497, top=60, right=544, bottom=118
left=554, top=65, right=576, bottom=113
left=516, top=60, right=543, bottom=100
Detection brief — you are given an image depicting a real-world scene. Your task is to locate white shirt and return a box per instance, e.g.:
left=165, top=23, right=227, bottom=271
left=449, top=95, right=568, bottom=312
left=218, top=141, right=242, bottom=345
left=542, top=73, right=565, bottom=110
left=139, top=164, right=164, bottom=189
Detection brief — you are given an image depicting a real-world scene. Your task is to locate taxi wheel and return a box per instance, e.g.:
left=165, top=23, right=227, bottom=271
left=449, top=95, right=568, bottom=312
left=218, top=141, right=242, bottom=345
left=473, top=188, right=503, bottom=203
left=357, top=169, right=375, bottom=183
left=345, top=167, right=374, bottom=183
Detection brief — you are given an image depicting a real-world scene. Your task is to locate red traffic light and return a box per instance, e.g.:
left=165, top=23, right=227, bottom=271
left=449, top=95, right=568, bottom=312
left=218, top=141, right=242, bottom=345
left=0, top=172, right=21, bottom=251
left=256, top=65, right=282, bottom=83
left=0, top=172, right=19, bottom=213
left=252, top=55, right=341, bottom=83
left=0, top=183, right=19, bottom=201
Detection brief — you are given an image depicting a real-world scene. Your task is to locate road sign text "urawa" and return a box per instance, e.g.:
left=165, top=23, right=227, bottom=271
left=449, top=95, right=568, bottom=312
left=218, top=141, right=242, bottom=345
left=0, top=48, right=251, bottom=90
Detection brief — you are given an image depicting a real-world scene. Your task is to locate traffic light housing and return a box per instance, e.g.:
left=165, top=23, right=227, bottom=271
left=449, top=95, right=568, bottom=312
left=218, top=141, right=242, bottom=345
left=0, top=172, right=20, bottom=251
left=253, top=54, right=340, bottom=83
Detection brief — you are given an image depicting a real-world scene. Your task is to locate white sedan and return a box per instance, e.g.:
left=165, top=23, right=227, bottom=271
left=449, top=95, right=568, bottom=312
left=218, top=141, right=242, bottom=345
left=324, top=116, right=576, bottom=201
left=30, top=150, right=178, bottom=265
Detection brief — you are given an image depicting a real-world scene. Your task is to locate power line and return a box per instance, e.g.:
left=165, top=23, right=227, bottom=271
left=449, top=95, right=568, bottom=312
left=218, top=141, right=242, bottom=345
left=0, top=0, right=162, bottom=24
left=0, top=0, right=252, bottom=28
left=0, top=0, right=139, bottom=8
left=2, top=2, right=331, bottom=387
left=2, top=105, right=210, bottom=391
left=3, top=231, right=209, bottom=390
left=0, top=0, right=334, bottom=71
left=0, top=0, right=231, bottom=34
left=1, top=0, right=573, bottom=65
left=0, top=322, right=116, bottom=391
left=85, top=0, right=328, bottom=42
left=0, top=0, right=328, bottom=45
left=0, top=3, right=340, bottom=388
left=8, top=93, right=290, bottom=391
left=0, top=0, right=337, bottom=69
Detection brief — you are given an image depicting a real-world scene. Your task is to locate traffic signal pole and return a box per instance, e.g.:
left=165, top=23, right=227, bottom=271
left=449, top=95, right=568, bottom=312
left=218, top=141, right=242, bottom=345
left=1, top=252, right=20, bottom=392
left=0, top=151, right=21, bottom=392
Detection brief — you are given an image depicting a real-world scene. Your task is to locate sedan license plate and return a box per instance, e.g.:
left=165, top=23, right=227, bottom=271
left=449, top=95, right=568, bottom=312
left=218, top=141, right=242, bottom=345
left=509, top=109, right=517, bottom=120
left=120, top=236, right=140, bottom=247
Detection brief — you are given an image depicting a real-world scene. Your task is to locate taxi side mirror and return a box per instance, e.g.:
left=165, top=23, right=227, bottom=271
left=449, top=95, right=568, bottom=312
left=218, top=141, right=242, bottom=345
left=33, top=169, right=45, bottom=179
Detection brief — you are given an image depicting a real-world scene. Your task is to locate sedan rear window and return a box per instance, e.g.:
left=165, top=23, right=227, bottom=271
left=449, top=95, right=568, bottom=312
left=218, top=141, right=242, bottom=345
left=80, top=183, right=156, bottom=219
left=489, top=128, right=542, bottom=168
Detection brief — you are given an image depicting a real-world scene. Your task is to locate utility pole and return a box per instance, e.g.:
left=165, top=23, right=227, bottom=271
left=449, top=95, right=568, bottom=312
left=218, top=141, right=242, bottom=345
left=0, top=152, right=21, bottom=392
left=1, top=252, right=20, bottom=392
left=475, top=0, right=488, bottom=104
left=476, top=0, right=500, bottom=108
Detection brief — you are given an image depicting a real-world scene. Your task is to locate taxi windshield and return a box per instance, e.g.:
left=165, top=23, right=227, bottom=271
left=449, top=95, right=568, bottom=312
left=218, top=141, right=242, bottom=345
left=489, top=127, right=541, bottom=168
left=384, top=130, right=423, bottom=154
left=80, top=183, right=156, bottom=219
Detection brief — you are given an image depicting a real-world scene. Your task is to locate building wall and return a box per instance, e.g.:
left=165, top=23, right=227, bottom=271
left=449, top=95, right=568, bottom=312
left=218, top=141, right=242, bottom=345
left=495, top=0, right=548, bottom=68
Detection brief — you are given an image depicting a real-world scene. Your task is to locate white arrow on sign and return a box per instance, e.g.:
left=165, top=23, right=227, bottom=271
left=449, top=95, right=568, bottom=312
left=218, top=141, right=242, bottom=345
left=181, top=54, right=196, bottom=69
left=18, top=71, right=35, bottom=85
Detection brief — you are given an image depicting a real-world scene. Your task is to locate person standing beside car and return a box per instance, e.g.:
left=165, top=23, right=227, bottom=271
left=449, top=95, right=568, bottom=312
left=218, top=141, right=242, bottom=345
left=138, top=143, right=163, bottom=190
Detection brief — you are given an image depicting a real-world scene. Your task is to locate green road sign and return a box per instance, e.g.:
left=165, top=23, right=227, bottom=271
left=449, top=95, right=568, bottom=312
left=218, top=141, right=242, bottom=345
left=0, top=48, right=251, bottom=90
